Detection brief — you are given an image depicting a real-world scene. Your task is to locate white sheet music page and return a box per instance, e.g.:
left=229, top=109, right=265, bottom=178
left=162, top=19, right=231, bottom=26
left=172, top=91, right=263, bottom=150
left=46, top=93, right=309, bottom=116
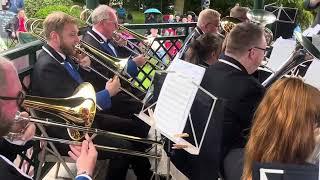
left=154, top=59, right=205, bottom=143
left=304, top=59, right=320, bottom=89
left=267, top=37, right=296, bottom=71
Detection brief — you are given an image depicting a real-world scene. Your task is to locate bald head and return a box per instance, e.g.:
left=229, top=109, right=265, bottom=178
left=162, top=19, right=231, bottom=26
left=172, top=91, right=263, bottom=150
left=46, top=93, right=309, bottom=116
left=0, top=58, right=16, bottom=95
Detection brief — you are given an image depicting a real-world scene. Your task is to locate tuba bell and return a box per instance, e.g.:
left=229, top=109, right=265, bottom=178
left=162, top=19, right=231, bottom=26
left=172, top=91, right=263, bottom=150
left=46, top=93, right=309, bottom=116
left=23, top=82, right=96, bottom=140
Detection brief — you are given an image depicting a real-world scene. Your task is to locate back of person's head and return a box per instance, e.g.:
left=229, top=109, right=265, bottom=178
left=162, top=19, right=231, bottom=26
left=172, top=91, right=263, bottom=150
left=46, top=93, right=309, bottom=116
left=185, top=33, right=223, bottom=65
left=43, top=12, right=77, bottom=39
left=225, top=22, right=264, bottom=56
left=243, top=77, right=320, bottom=180
left=198, top=9, right=220, bottom=26
left=91, top=5, right=115, bottom=25
left=230, top=4, right=250, bottom=22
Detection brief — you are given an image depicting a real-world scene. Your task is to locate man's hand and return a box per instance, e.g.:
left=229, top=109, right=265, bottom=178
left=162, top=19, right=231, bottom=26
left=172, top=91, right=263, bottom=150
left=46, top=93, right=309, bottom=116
left=105, top=76, right=121, bottom=96
left=74, top=55, right=91, bottom=69
left=68, top=134, right=97, bottom=177
left=133, top=54, right=147, bottom=67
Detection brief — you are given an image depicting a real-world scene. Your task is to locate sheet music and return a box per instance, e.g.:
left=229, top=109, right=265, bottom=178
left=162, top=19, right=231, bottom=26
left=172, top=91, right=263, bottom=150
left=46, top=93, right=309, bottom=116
left=266, top=37, right=296, bottom=71
left=304, top=59, right=320, bottom=89
left=154, top=60, right=205, bottom=138
left=312, top=35, right=320, bottom=51
left=303, top=24, right=320, bottom=37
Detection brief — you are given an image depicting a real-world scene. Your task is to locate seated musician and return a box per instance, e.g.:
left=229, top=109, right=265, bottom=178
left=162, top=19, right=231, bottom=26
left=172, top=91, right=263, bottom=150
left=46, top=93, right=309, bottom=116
left=80, top=4, right=147, bottom=118
left=30, top=12, right=155, bottom=180
left=81, top=5, right=146, bottom=91
left=224, top=77, right=320, bottom=180
left=230, top=4, right=250, bottom=22
left=0, top=57, right=97, bottom=180
left=169, top=22, right=266, bottom=180
left=184, top=33, right=223, bottom=67
left=178, top=8, right=221, bottom=60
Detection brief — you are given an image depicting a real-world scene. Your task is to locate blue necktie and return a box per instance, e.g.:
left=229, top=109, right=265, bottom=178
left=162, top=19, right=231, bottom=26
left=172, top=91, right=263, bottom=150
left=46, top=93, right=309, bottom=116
left=63, top=57, right=83, bottom=84
left=101, top=41, right=117, bottom=57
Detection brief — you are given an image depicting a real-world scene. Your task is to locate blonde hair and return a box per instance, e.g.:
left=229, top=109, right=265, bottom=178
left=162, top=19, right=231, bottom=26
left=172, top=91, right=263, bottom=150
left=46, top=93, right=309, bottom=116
left=43, top=12, right=77, bottom=39
left=197, top=9, right=220, bottom=27
left=242, top=77, right=320, bottom=180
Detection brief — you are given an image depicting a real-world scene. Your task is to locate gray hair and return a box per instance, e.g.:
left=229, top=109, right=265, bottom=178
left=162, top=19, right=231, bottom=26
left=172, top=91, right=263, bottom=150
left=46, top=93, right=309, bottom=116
left=91, top=5, right=115, bottom=25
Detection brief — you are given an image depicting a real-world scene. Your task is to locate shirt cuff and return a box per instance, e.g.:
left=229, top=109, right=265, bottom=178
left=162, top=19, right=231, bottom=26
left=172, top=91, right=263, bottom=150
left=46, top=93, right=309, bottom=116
left=75, top=174, right=92, bottom=180
left=126, top=58, right=139, bottom=77
left=96, top=90, right=111, bottom=110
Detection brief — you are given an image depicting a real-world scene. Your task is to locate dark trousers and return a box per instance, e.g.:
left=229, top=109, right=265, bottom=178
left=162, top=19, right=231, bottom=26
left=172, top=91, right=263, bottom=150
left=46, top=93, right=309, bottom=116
left=36, top=111, right=152, bottom=180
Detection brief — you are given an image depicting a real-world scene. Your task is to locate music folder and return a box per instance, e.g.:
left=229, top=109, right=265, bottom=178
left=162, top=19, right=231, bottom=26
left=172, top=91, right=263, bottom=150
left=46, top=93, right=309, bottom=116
left=136, top=59, right=218, bottom=155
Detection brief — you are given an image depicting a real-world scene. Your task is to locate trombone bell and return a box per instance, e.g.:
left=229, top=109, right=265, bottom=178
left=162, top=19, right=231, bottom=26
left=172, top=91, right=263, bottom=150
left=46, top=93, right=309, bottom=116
left=23, top=82, right=96, bottom=141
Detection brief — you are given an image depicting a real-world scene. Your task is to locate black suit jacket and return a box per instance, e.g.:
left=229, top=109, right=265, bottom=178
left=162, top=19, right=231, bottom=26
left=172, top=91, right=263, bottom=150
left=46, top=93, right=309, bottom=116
left=81, top=28, right=143, bottom=118
left=170, top=55, right=265, bottom=179
left=202, top=55, right=265, bottom=153
left=0, top=155, right=31, bottom=180
left=30, top=44, right=149, bottom=158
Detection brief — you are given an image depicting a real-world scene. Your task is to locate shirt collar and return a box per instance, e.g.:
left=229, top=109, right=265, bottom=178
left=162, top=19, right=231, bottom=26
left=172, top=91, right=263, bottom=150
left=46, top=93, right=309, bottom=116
left=220, top=54, right=248, bottom=74
left=92, top=27, right=108, bottom=42
left=57, top=51, right=66, bottom=60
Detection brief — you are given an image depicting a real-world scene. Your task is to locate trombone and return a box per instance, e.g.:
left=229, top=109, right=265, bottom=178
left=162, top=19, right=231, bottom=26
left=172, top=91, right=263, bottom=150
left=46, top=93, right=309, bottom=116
left=28, top=18, right=146, bottom=103
left=7, top=83, right=161, bottom=159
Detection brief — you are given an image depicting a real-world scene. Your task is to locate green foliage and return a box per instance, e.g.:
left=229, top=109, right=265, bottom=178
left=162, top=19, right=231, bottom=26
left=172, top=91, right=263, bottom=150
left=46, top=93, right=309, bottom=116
left=32, top=5, right=85, bottom=26
left=34, top=5, right=79, bottom=19
left=25, top=0, right=73, bottom=17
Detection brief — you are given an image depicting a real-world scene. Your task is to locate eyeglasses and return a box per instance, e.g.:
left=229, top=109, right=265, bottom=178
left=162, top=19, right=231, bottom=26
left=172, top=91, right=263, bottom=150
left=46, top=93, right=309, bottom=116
left=0, top=90, right=25, bottom=108
left=250, top=47, right=268, bottom=54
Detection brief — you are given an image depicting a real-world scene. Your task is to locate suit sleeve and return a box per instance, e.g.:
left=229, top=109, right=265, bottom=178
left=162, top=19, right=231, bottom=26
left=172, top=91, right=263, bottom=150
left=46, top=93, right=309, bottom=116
left=125, top=58, right=139, bottom=78
left=32, top=61, right=77, bottom=98
left=96, top=90, right=111, bottom=110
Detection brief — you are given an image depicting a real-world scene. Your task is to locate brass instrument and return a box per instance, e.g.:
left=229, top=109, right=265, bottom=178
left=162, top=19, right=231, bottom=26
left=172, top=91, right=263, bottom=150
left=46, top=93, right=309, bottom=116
left=7, top=83, right=161, bottom=159
left=220, top=16, right=242, bottom=34
left=247, top=9, right=276, bottom=45
left=262, top=32, right=319, bottom=87
left=28, top=18, right=146, bottom=102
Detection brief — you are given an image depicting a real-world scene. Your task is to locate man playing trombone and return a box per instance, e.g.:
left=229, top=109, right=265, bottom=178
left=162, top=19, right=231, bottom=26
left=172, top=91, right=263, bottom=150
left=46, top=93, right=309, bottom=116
left=81, top=5, right=146, bottom=91
left=31, top=12, right=156, bottom=180
left=0, top=57, right=97, bottom=180
left=81, top=4, right=150, bottom=123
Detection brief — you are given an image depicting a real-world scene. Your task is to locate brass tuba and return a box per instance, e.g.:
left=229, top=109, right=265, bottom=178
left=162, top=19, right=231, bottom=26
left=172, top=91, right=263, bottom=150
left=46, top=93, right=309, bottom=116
left=23, top=82, right=96, bottom=140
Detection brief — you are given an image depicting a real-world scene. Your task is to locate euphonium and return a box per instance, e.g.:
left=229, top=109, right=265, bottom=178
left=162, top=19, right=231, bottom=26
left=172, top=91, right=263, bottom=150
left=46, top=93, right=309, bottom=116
left=220, top=16, right=242, bottom=34
left=23, top=82, right=96, bottom=140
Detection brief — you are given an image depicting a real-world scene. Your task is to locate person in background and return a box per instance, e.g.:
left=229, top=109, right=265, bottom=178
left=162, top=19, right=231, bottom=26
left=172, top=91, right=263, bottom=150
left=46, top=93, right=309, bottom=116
left=8, top=0, right=24, bottom=14
left=5, top=9, right=27, bottom=40
left=116, top=4, right=126, bottom=24
left=304, top=0, right=320, bottom=27
left=187, top=14, right=194, bottom=22
left=230, top=4, right=250, bottom=22
left=175, top=14, right=181, bottom=22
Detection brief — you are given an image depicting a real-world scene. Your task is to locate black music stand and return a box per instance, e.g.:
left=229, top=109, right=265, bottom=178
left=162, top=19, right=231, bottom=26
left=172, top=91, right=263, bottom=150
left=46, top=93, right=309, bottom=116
left=264, top=4, right=298, bottom=39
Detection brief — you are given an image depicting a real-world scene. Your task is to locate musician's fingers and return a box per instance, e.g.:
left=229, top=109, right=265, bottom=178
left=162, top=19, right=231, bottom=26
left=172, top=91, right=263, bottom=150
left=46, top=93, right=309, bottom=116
left=172, top=144, right=188, bottom=149
left=68, top=151, right=79, bottom=161
left=69, top=144, right=81, bottom=157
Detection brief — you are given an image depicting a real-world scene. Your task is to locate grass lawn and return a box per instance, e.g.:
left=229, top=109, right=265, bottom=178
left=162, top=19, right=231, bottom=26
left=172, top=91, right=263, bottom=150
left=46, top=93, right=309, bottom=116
left=130, top=11, right=145, bottom=24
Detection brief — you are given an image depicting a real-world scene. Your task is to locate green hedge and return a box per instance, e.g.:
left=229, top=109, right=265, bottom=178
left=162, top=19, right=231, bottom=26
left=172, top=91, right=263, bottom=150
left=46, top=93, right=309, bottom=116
left=25, top=0, right=73, bottom=17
